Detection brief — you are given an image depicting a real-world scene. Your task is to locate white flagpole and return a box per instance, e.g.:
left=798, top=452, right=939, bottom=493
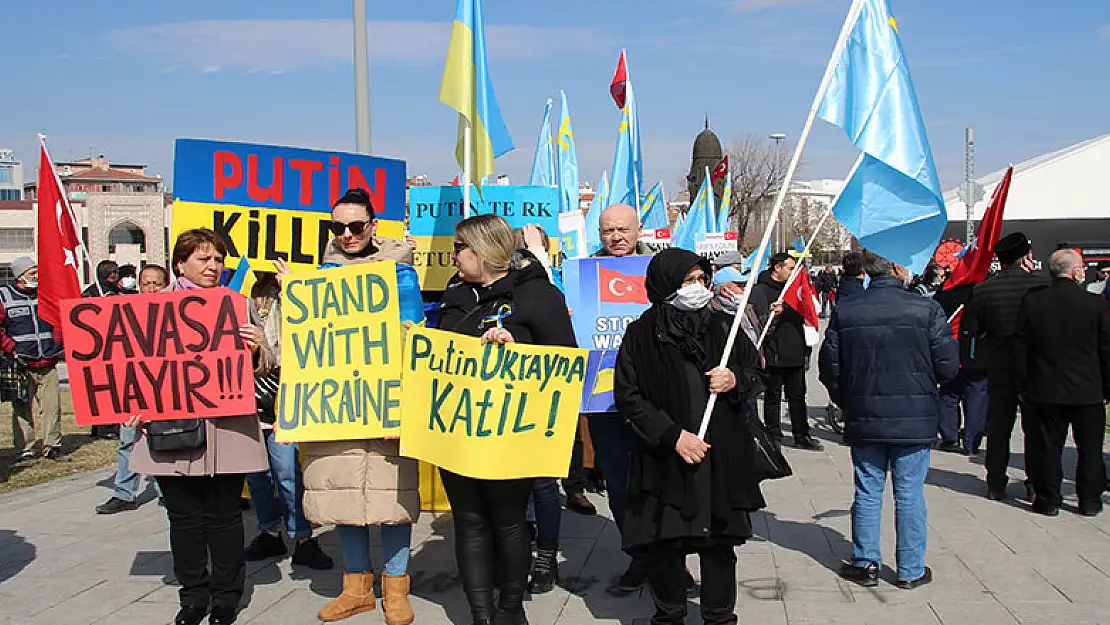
left=754, top=152, right=864, bottom=349
left=697, top=0, right=865, bottom=441
left=463, top=117, right=472, bottom=219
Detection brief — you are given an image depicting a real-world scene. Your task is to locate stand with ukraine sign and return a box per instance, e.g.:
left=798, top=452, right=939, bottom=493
left=562, top=256, right=652, bottom=413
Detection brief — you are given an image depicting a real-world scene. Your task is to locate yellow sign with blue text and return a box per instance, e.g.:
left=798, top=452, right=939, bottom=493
left=275, top=262, right=404, bottom=443
left=399, top=327, right=587, bottom=480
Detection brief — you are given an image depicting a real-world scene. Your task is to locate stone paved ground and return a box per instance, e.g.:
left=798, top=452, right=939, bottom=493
left=2, top=366, right=1110, bottom=624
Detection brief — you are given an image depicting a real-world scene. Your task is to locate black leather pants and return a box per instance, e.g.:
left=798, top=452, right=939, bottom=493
left=440, top=469, right=535, bottom=623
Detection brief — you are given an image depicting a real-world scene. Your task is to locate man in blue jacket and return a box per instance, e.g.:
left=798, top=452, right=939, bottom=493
left=819, top=251, right=958, bottom=590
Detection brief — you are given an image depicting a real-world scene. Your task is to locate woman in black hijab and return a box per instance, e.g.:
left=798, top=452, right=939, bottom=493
left=614, top=248, right=766, bottom=625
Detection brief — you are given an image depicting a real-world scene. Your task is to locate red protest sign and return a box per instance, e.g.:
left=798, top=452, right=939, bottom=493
left=62, top=288, right=256, bottom=425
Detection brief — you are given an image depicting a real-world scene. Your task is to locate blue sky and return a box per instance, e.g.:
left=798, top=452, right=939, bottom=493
left=4, top=0, right=1108, bottom=196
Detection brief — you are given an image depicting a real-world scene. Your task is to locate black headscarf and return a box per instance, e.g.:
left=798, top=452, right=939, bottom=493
left=645, top=248, right=714, bottom=366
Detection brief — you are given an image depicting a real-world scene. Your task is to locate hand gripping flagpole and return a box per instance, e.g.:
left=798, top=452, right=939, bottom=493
left=697, top=0, right=866, bottom=441
left=753, top=153, right=864, bottom=350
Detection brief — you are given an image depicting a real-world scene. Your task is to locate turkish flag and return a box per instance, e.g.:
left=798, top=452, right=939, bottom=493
left=610, top=50, right=629, bottom=110
left=711, top=156, right=729, bottom=183
left=36, top=136, right=82, bottom=328
left=599, top=266, right=648, bottom=304
left=943, top=167, right=1013, bottom=291
left=783, top=270, right=820, bottom=330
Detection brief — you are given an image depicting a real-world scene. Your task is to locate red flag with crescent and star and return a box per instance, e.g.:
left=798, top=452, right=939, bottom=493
left=36, top=135, right=82, bottom=328
left=598, top=266, right=649, bottom=304
left=711, top=155, right=729, bottom=183
left=943, top=167, right=1013, bottom=291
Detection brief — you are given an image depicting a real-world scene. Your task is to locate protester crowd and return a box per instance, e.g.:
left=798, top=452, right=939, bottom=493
left=4, top=191, right=1109, bottom=625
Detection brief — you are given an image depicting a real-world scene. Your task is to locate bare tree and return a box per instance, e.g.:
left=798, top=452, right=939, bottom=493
left=723, top=135, right=793, bottom=247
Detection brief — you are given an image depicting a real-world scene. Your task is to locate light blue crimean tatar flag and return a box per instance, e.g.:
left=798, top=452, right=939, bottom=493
left=818, top=0, right=945, bottom=275
left=672, top=175, right=710, bottom=252
left=584, top=172, right=609, bottom=256
left=556, top=91, right=579, bottom=214
left=640, top=182, right=669, bottom=231
left=529, top=99, right=555, bottom=186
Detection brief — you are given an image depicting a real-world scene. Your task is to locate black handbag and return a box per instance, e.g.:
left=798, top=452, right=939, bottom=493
left=145, top=419, right=206, bottom=453
left=746, top=413, right=793, bottom=482
left=255, top=369, right=280, bottom=425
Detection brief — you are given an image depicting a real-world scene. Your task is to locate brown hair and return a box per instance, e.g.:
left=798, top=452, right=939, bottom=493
left=172, top=228, right=228, bottom=272
left=139, top=263, right=168, bottom=282
left=512, top=225, right=550, bottom=250
left=456, top=214, right=515, bottom=273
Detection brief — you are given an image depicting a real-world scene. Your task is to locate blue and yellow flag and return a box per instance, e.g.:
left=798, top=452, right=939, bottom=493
left=641, top=182, right=669, bottom=231
left=529, top=99, right=555, bottom=186
left=440, top=0, right=514, bottom=188
left=584, top=172, right=609, bottom=256
left=818, top=0, right=944, bottom=274
left=673, top=175, right=710, bottom=252
left=556, top=91, right=579, bottom=214
left=226, top=257, right=254, bottom=295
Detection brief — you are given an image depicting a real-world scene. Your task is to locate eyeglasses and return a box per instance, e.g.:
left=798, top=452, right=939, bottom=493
left=453, top=240, right=469, bottom=253
left=328, top=220, right=370, bottom=236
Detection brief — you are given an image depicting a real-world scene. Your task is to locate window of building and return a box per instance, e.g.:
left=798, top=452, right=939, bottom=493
left=108, top=221, right=146, bottom=253
left=0, top=189, right=19, bottom=201
left=0, top=168, right=12, bottom=184
left=133, top=184, right=146, bottom=193
left=101, top=184, right=112, bottom=192
left=0, top=228, right=34, bottom=252
left=0, top=265, right=13, bottom=286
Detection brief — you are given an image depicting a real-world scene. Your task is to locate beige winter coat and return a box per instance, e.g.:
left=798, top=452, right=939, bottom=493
left=299, top=236, right=421, bottom=526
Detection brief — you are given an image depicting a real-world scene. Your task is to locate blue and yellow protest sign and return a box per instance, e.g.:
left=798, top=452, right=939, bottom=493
left=400, top=327, right=587, bottom=480
left=172, top=139, right=407, bottom=271
left=275, top=262, right=404, bottom=443
left=408, top=185, right=559, bottom=291
left=562, top=256, right=652, bottom=412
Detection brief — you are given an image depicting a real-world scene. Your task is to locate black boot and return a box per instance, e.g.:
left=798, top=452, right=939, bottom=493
left=528, top=548, right=559, bottom=594
left=467, top=588, right=496, bottom=625
left=494, top=580, right=529, bottom=625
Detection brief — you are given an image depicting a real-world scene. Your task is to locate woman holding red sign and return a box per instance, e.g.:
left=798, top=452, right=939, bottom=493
left=129, top=228, right=274, bottom=625
left=437, top=214, right=577, bottom=625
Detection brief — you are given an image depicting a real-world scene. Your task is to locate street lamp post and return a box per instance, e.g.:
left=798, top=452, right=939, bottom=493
left=770, top=133, right=786, bottom=251
left=353, top=0, right=372, bottom=155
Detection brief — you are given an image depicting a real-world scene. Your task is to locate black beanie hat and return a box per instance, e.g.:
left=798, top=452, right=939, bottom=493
left=995, top=232, right=1031, bottom=265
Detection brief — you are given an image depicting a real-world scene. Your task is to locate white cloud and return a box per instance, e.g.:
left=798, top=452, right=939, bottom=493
left=104, top=19, right=601, bottom=74
left=731, top=0, right=821, bottom=13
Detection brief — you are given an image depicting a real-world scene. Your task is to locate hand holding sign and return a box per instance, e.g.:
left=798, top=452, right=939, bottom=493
left=480, top=328, right=515, bottom=345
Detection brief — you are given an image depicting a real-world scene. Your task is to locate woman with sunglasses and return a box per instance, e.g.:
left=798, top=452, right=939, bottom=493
left=614, top=248, right=766, bottom=625
left=299, top=188, right=424, bottom=624
left=437, top=214, right=576, bottom=625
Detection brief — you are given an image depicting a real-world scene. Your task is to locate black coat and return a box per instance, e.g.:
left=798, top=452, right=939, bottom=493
left=437, top=254, right=576, bottom=348
left=1015, top=278, right=1110, bottom=406
left=615, top=309, right=766, bottom=554
left=818, top=276, right=958, bottom=445
left=750, top=270, right=808, bottom=368
left=933, top=283, right=985, bottom=372
left=965, top=267, right=1050, bottom=384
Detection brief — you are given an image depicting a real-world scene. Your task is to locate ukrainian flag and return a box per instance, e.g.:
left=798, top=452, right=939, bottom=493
left=440, top=0, right=514, bottom=188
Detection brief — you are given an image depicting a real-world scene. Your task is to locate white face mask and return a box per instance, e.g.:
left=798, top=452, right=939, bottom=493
left=119, top=277, right=137, bottom=290
left=669, top=283, right=713, bottom=311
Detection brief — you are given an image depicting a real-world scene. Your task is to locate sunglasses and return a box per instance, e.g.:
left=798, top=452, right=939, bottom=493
left=453, top=240, right=469, bottom=253
left=328, top=220, right=371, bottom=236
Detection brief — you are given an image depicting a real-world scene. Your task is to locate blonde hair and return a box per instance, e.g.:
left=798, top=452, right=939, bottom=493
left=456, top=214, right=515, bottom=273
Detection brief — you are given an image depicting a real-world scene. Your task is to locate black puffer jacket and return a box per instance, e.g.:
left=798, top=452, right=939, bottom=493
left=437, top=252, right=576, bottom=348
left=750, top=270, right=807, bottom=368
left=818, top=276, right=958, bottom=445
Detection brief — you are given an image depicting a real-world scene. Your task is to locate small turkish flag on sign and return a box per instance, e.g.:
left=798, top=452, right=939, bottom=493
left=598, top=266, right=649, bottom=304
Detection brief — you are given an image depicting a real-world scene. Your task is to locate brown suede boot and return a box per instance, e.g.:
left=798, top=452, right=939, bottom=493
left=382, top=574, right=415, bottom=625
left=318, top=573, right=376, bottom=622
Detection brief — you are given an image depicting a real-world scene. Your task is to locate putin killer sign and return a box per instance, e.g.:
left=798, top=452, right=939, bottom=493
left=62, top=288, right=256, bottom=426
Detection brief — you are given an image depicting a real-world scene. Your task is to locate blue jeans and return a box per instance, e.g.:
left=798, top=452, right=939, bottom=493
left=531, top=478, right=561, bottom=551
left=938, top=372, right=988, bottom=453
left=114, top=426, right=160, bottom=502
left=850, top=443, right=931, bottom=581
left=244, top=429, right=312, bottom=539
left=587, top=413, right=632, bottom=531
left=337, top=524, right=412, bottom=576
